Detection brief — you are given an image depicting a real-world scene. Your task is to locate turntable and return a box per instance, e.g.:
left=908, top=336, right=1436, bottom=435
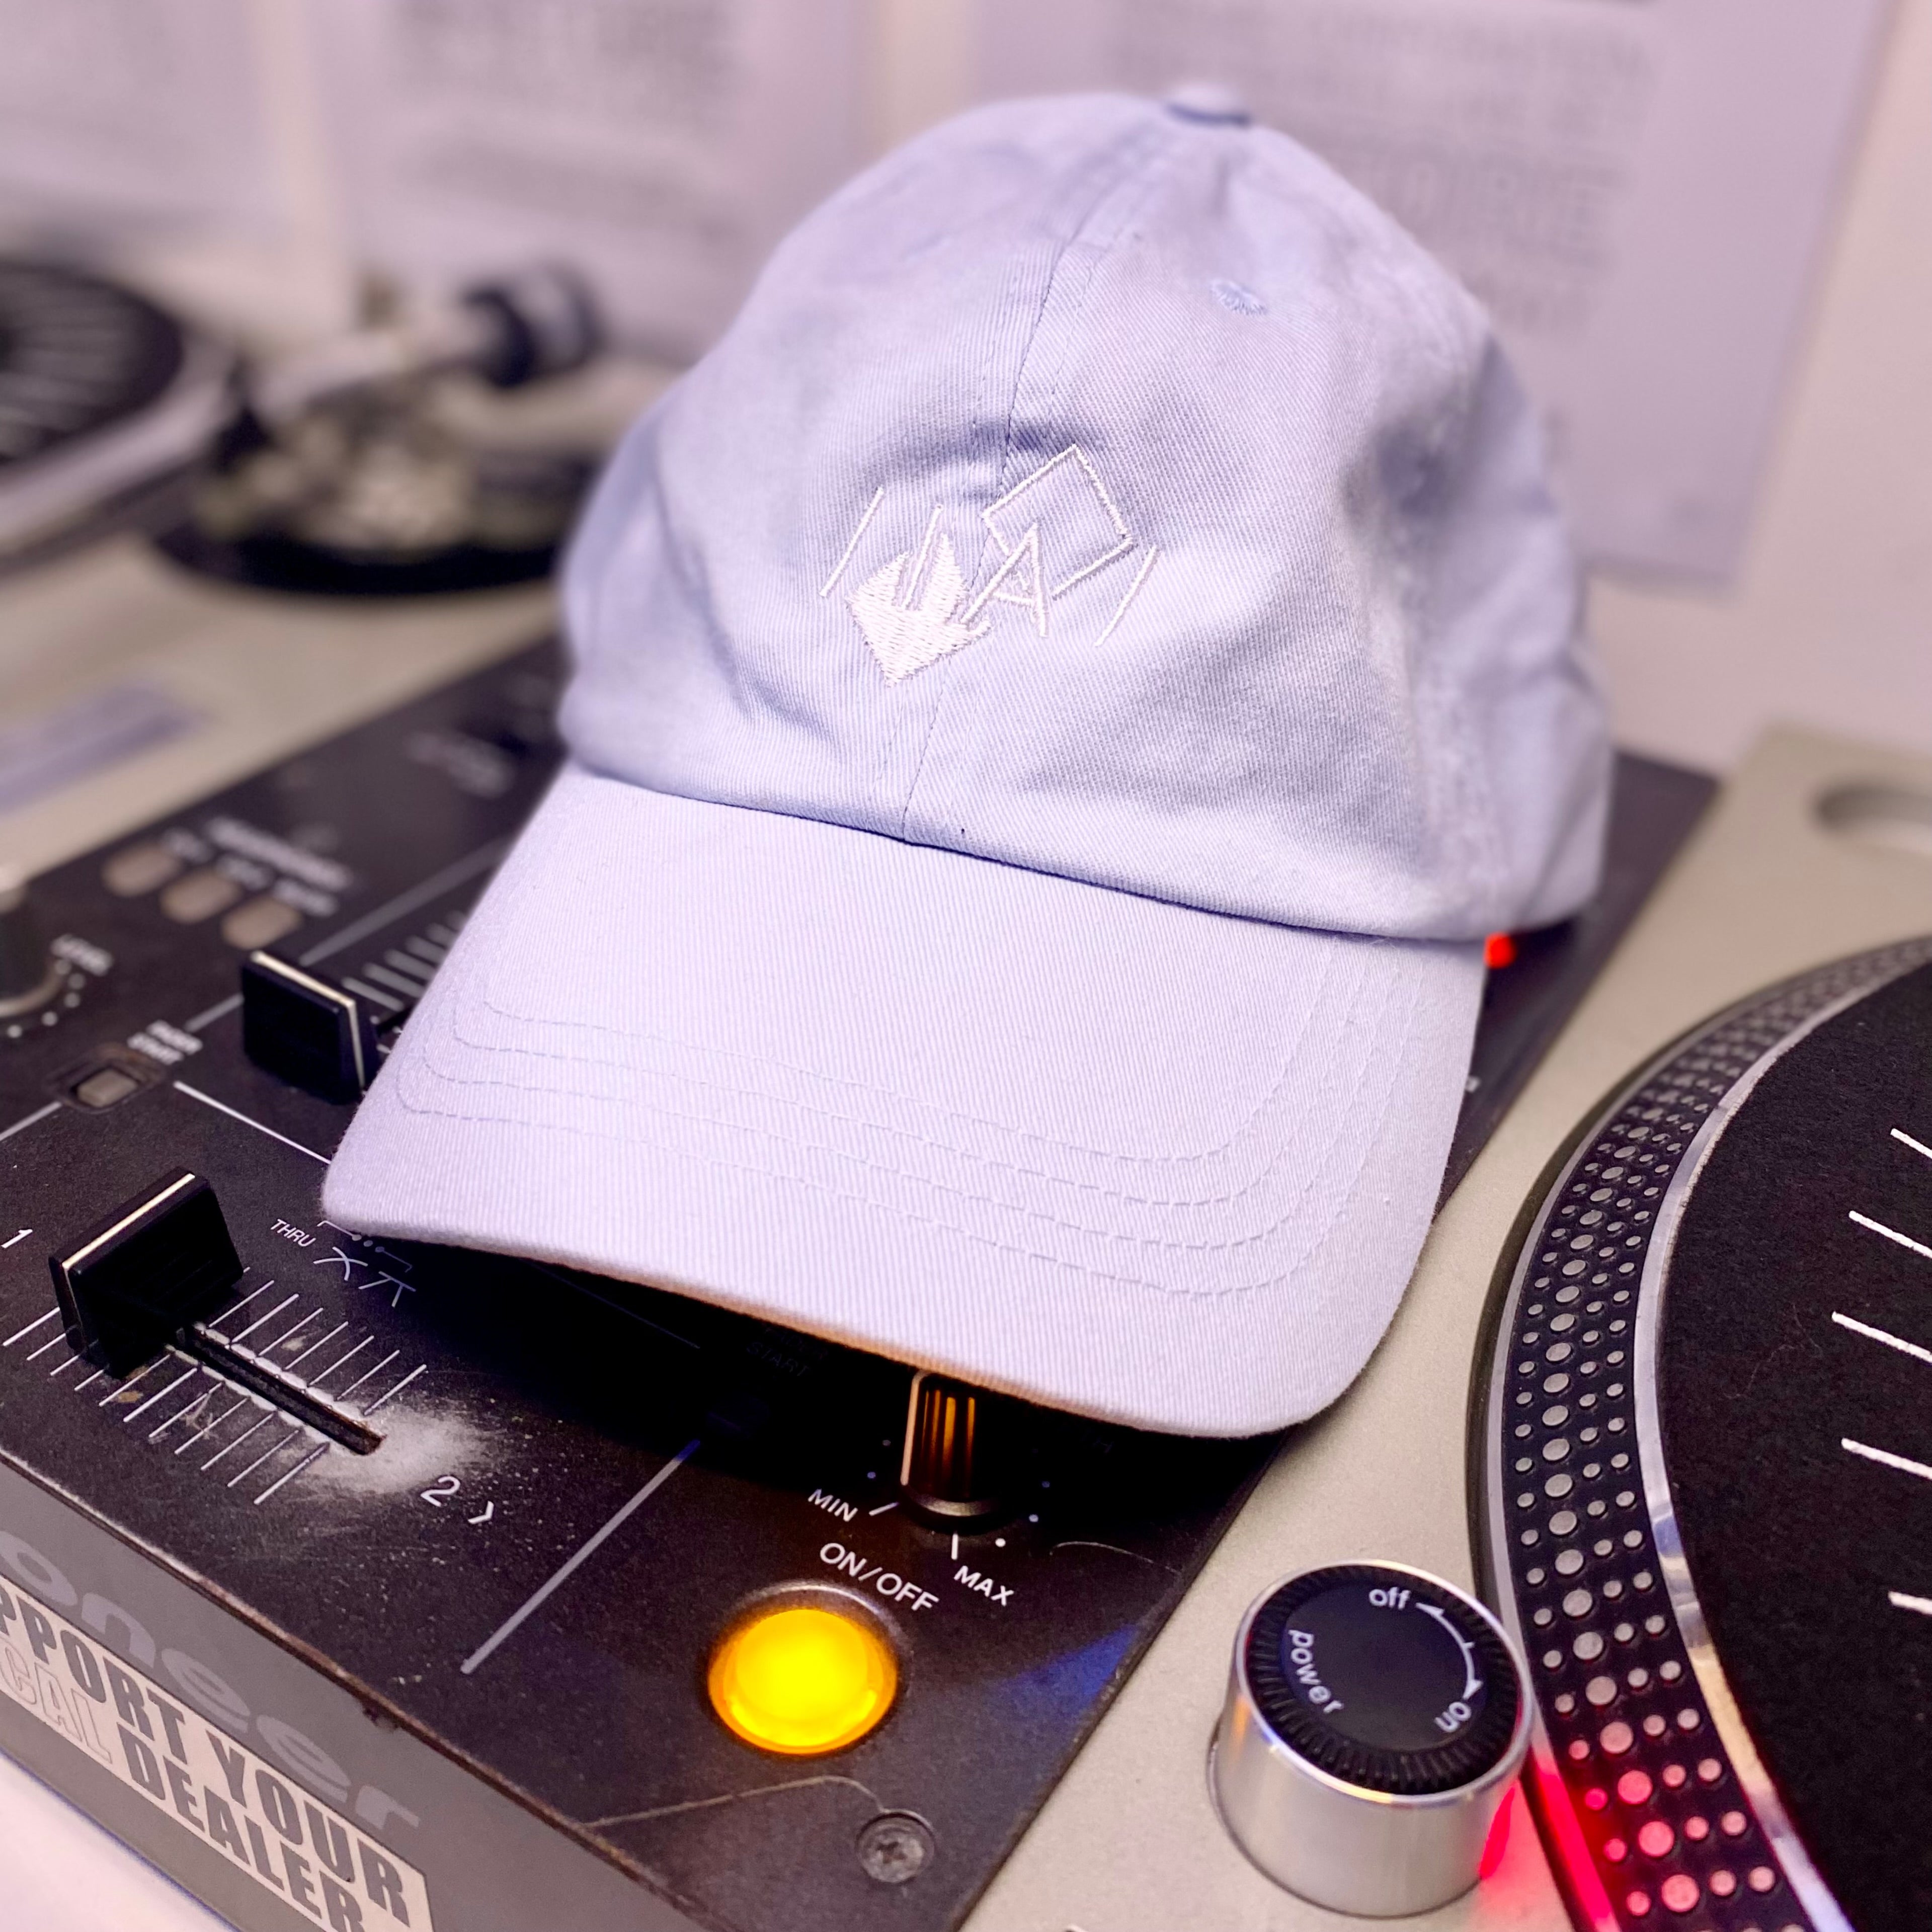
left=0, top=257, right=662, bottom=892
left=3, top=266, right=1932, bottom=1932
left=0, top=258, right=233, bottom=573
left=1476, top=931, right=1932, bottom=1930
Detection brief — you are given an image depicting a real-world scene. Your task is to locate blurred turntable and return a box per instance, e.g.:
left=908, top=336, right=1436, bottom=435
left=3, top=255, right=613, bottom=589
left=0, top=255, right=667, bottom=882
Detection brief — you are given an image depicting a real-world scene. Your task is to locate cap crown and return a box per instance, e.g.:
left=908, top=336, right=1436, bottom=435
left=562, top=94, right=1607, bottom=941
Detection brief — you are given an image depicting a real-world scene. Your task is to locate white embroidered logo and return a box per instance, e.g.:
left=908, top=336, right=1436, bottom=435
left=847, top=526, right=987, bottom=683
left=820, top=445, right=1159, bottom=683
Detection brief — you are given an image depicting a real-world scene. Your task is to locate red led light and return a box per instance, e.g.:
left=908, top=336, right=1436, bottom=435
left=1603, top=1836, right=1629, bottom=1863
left=1479, top=1785, right=1516, bottom=1879
left=1626, top=1887, right=1653, bottom=1916
left=1709, top=1869, right=1738, bottom=1899
left=1719, top=1809, right=1748, bottom=1838
left=1531, top=1756, right=1617, bottom=1928
left=1600, top=1721, right=1635, bottom=1755
left=1636, top=1820, right=1675, bottom=1859
left=1484, top=931, right=1518, bottom=970
left=1696, top=1756, right=1723, bottom=1783
left=1747, top=1866, right=1777, bottom=1894
left=1661, top=1762, right=1688, bottom=1789
left=1683, top=1815, right=1710, bottom=1843
left=1616, top=1769, right=1654, bottom=1806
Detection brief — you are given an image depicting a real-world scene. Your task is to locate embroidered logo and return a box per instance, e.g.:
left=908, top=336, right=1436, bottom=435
left=820, top=445, right=1159, bottom=683
left=847, top=526, right=987, bottom=683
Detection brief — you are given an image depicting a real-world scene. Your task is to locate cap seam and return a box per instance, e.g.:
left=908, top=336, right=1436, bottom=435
left=390, top=1054, right=1396, bottom=1289
left=463, top=789, right=1480, bottom=1171
left=406, top=1046, right=1345, bottom=1249
left=895, top=109, right=1180, bottom=843
left=404, top=922, right=1434, bottom=1253
left=433, top=978, right=1335, bottom=1210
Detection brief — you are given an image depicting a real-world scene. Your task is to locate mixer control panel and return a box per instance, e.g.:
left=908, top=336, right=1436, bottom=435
left=0, top=637, right=1276, bottom=1932
left=0, top=627, right=1720, bottom=1932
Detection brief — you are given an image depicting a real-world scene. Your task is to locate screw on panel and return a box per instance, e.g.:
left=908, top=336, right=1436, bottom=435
left=855, top=1811, right=934, bottom=1885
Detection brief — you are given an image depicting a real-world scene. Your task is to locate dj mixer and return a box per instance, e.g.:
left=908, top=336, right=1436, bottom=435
left=0, top=630, right=1688, bottom=1932
left=4, top=262, right=1932, bottom=1932
left=0, top=639, right=1269, bottom=1932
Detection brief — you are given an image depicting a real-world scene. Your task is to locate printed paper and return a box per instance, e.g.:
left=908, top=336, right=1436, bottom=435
left=308, top=0, right=869, bottom=359
left=976, top=0, right=1894, bottom=580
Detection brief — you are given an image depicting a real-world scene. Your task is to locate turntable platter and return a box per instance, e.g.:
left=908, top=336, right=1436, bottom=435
left=0, top=260, right=185, bottom=464
left=1479, top=939, right=1932, bottom=1931
left=0, top=258, right=231, bottom=567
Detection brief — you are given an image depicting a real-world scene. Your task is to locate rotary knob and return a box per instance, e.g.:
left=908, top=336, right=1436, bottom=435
left=898, top=1371, right=1010, bottom=1525
left=0, top=864, right=59, bottom=1019
left=1213, top=1563, right=1530, bottom=1916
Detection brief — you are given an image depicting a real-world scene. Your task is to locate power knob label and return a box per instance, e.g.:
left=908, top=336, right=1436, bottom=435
left=1244, top=1563, right=1522, bottom=1796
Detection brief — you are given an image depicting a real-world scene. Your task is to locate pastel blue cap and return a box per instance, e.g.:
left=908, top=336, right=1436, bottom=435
left=324, top=93, right=1609, bottom=1436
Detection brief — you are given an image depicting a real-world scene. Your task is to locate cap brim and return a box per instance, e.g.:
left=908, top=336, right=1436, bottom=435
left=322, top=767, right=1481, bottom=1436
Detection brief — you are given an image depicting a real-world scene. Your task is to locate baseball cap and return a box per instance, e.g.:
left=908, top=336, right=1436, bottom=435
left=322, top=92, right=1609, bottom=1437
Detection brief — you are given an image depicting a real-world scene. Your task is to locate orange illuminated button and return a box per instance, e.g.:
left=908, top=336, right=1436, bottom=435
left=707, top=1603, right=897, bottom=1755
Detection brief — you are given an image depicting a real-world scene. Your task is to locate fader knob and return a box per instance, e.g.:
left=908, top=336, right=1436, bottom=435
left=50, top=1169, right=244, bottom=1374
left=1213, top=1563, right=1530, bottom=1917
left=241, top=950, right=380, bottom=1102
left=899, top=1371, right=1009, bottom=1525
left=0, top=863, right=58, bottom=1017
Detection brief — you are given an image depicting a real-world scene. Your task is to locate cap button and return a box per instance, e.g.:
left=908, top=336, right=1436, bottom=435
left=1164, top=83, right=1251, bottom=127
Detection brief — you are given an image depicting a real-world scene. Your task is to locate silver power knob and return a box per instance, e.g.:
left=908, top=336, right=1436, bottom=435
left=1212, top=1563, right=1530, bottom=1917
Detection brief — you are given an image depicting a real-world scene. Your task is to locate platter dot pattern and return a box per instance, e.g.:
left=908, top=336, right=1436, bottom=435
left=1484, top=935, right=1932, bottom=1932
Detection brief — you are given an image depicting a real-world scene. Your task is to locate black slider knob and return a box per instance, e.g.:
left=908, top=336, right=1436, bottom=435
left=50, top=1169, right=244, bottom=1375
left=0, top=862, right=58, bottom=1017
left=242, top=950, right=379, bottom=1103
left=899, top=1371, right=1010, bottom=1525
